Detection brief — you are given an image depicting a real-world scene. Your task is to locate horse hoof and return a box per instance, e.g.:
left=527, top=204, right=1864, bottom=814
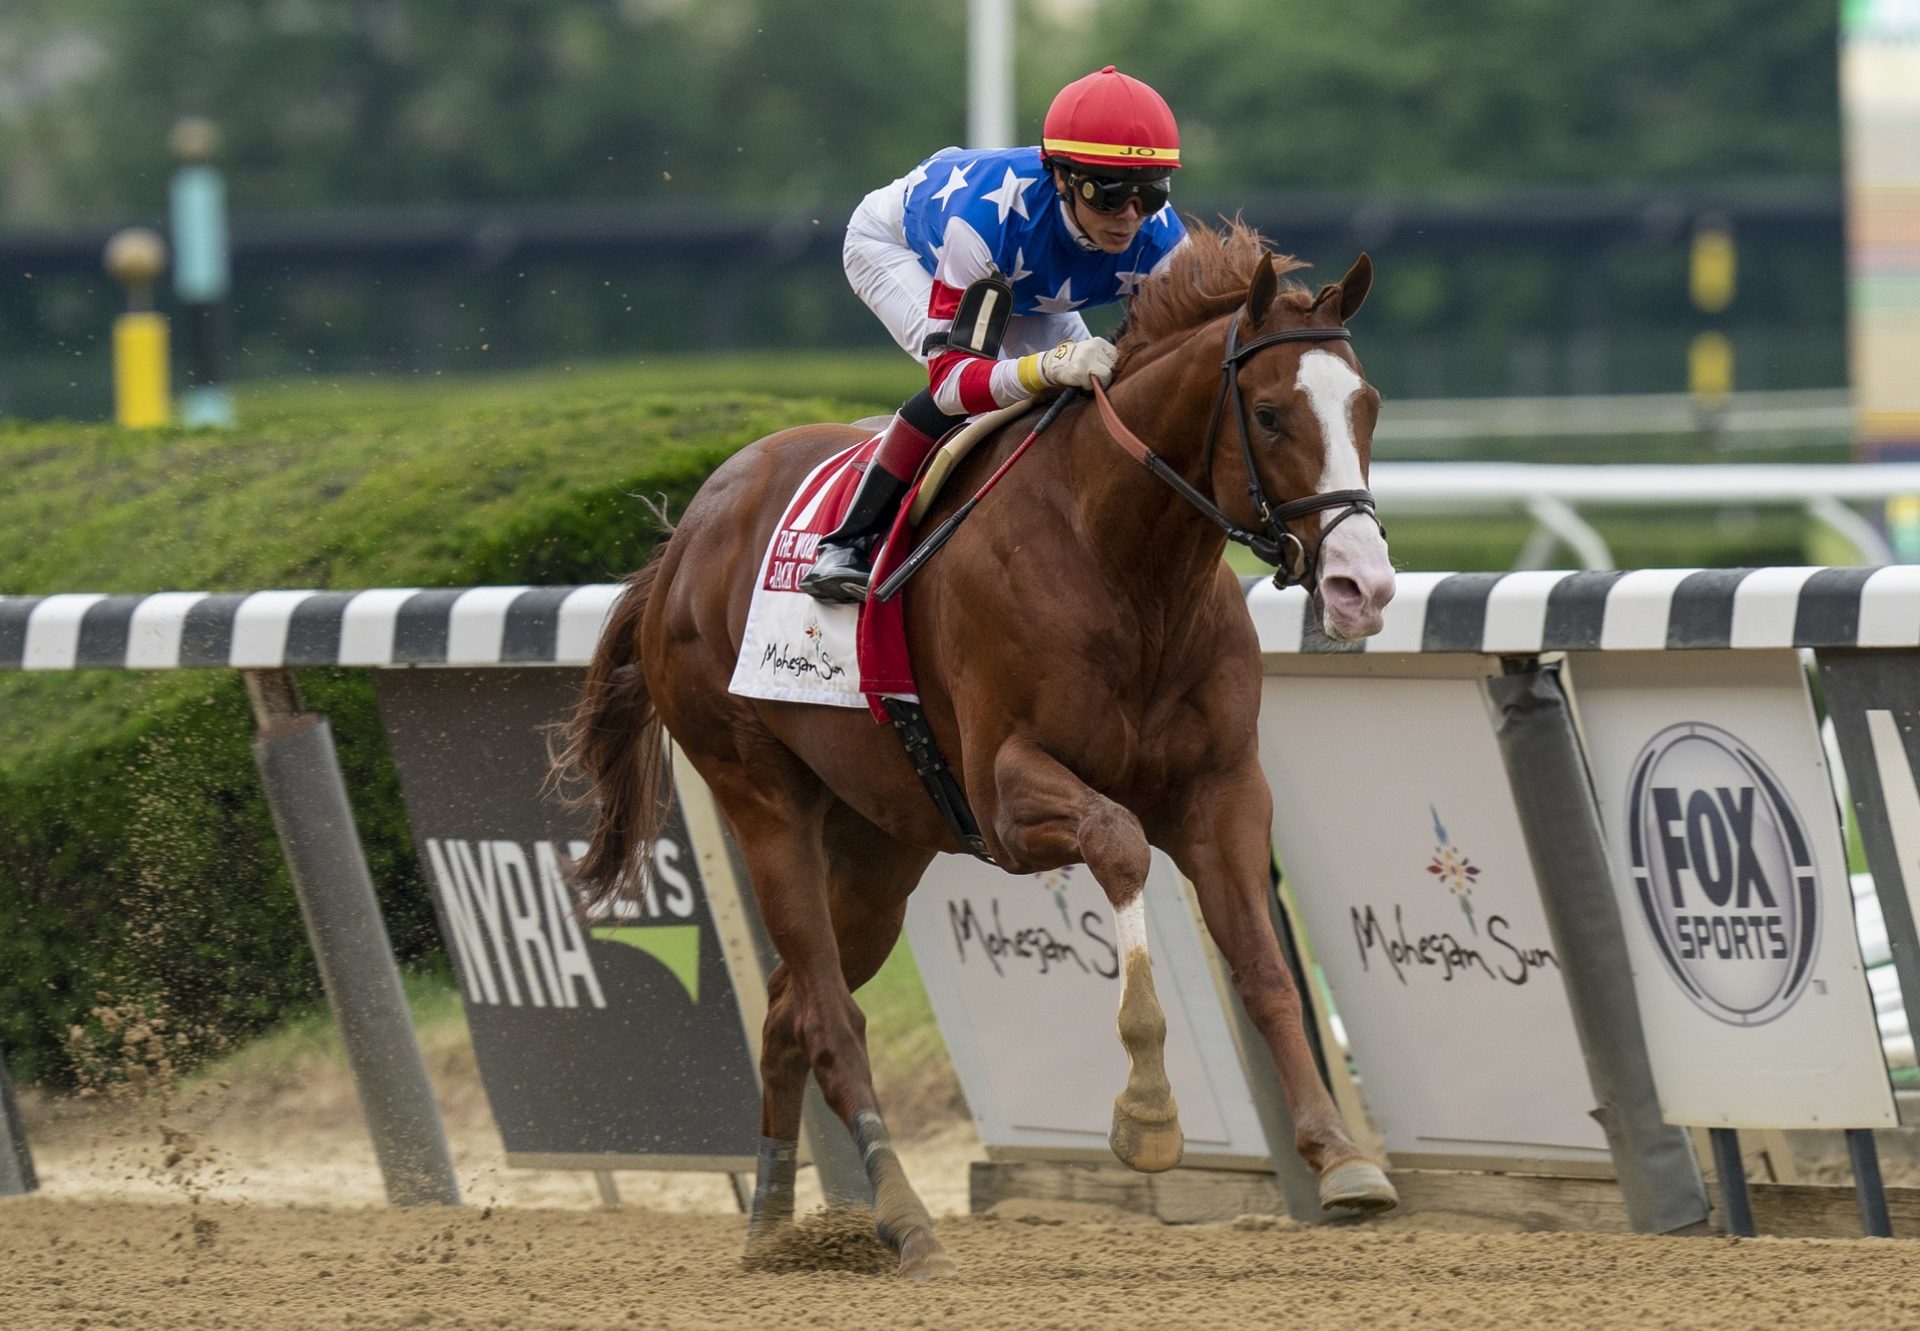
left=1110, top=1101, right=1184, bottom=1174
left=1319, top=1159, right=1398, bottom=1214
left=897, top=1230, right=957, bottom=1282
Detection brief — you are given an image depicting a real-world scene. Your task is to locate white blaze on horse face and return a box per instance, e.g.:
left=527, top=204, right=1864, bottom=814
left=1296, top=349, right=1395, bottom=638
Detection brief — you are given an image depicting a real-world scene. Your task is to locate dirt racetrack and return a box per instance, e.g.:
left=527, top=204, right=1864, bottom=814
left=9, top=1195, right=1920, bottom=1331
left=13, top=1004, right=1920, bottom=1329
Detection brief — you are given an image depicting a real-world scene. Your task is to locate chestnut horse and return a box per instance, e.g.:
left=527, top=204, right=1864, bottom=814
left=562, top=222, right=1398, bottom=1279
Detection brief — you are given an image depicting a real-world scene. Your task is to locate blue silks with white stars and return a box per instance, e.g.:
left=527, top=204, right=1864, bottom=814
left=898, top=145, right=1186, bottom=318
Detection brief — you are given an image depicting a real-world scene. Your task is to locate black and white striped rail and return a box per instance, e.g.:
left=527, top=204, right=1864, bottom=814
left=0, top=586, right=624, bottom=671
left=3, top=568, right=1919, bottom=671
left=1246, top=566, right=1920, bottom=654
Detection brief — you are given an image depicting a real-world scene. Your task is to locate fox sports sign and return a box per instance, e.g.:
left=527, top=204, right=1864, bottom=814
left=1625, top=722, right=1820, bottom=1027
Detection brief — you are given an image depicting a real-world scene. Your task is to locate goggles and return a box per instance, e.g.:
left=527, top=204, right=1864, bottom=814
left=1069, top=172, right=1171, bottom=216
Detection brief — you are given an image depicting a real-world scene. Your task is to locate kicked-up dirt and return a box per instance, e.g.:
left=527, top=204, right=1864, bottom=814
left=12, top=992, right=1920, bottom=1328
left=7, top=1193, right=1920, bottom=1330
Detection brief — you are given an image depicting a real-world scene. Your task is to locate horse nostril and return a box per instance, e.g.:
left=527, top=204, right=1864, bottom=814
left=1322, top=575, right=1364, bottom=611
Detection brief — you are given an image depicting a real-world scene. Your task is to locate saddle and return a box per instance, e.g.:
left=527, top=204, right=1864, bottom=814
left=904, top=402, right=1027, bottom=525
left=850, top=402, right=1029, bottom=528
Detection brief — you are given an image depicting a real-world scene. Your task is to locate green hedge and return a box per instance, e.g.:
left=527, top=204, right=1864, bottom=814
left=0, top=353, right=915, bottom=1087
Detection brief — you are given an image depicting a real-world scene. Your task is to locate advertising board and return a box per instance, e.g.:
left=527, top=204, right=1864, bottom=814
left=375, top=668, right=764, bottom=1169
left=904, top=850, right=1274, bottom=1167
left=1258, top=656, right=1613, bottom=1170
left=1569, top=649, right=1896, bottom=1129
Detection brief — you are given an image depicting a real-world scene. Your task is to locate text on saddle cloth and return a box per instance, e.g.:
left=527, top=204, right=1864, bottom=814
left=726, top=437, right=917, bottom=713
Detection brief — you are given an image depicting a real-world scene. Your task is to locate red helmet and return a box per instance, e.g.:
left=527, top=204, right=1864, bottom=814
left=1042, top=66, right=1180, bottom=173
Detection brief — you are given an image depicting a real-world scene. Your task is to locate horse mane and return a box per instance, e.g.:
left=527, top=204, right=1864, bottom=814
left=1116, top=218, right=1313, bottom=362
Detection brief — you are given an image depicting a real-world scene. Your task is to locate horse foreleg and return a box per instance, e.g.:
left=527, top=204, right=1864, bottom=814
left=992, top=740, right=1182, bottom=1173
left=1163, top=766, right=1397, bottom=1214
left=1107, top=891, right=1184, bottom=1172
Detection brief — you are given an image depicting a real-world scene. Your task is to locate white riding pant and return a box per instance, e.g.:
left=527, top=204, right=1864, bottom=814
left=843, top=179, right=1090, bottom=367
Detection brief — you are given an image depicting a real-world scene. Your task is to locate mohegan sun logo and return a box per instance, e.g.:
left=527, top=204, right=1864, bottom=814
left=1426, top=804, right=1481, bottom=934
left=1626, top=722, right=1820, bottom=1027
left=759, top=613, right=848, bottom=682
left=1034, top=863, right=1078, bottom=930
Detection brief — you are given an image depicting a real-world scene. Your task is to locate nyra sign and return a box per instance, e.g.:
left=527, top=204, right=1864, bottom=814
left=373, top=667, right=762, bottom=1166
left=1625, top=722, right=1819, bottom=1027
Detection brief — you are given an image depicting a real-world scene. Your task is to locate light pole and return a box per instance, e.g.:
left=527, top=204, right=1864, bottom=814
left=968, top=0, right=1014, bottom=149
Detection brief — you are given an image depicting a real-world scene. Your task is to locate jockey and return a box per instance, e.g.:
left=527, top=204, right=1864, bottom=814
left=802, top=65, right=1188, bottom=602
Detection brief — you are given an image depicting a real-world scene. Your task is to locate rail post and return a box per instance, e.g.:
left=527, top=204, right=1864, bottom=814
left=0, top=1049, right=36, bottom=1196
left=1485, top=658, right=1710, bottom=1233
left=1847, top=1128, right=1894, bottom=1238
left=245, top=668, right=461, bottom=1206
left=1708, top=1128, right=1756, bottom=1236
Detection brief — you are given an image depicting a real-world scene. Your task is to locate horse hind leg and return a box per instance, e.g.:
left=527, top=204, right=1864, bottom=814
left=722, top=775, right=951, bottom=1279
left=745, top=962, right=809, bottom=1249
left=991, top=740, right=1182, bottom=1173
left=817, top=807, right=951, bottom=1280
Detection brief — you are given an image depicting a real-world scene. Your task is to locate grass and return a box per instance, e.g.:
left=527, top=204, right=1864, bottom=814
left=0, top=354, right=911, bottom=598
left=182, top=965, right=469, bottom=1096
left=240, top=349, right=923, bottom=427
left=162, top=938, right=946, bottom=1126
left=0, top=354, right=917, bottom=757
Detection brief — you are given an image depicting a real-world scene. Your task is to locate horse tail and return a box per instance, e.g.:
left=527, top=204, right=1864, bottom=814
left=555, top=557, right=670, bottom=913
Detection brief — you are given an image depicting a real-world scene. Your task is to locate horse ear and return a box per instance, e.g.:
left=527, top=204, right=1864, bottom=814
left=1245, top=253, right=1278, bottom=325
left=1328, top=251, right=1374, bottom=322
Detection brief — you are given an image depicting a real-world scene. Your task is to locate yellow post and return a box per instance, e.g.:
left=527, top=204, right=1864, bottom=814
left=1689, top=215, right=1736, bottom=419
left=113, top=312, right=172, bottom=428
left=1689, top=223, right=1737, bottom=315
left=1688, top=331, right=1734, bottom=412
left=103, top=227, right=172, bottom=429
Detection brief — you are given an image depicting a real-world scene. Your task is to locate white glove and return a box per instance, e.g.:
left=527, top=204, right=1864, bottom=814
left=1038, top=336, right=1118, bottom=389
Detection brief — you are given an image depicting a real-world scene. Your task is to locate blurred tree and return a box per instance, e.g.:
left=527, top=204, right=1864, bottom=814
left=0, top=0, right=1841, bottom=223
left=0, top=0, right=972, bottom=218
left=1075, top=0, right=1841, bottom=197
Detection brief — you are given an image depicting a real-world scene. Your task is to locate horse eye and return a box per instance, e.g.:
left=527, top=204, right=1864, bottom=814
left=1254, top=405, right=1282, bottom=433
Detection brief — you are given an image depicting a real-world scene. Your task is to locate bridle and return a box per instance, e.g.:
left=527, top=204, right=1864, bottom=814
left=1090, top=318, right=1383, bottom=590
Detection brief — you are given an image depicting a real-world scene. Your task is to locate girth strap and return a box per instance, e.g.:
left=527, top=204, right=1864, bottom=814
left=880, top=698, right=993, bottom=862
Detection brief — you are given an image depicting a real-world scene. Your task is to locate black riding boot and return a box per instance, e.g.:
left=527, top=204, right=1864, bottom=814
left=800, top=408, right=946, bottom=603
left=799, top=464, right=913, bottom=603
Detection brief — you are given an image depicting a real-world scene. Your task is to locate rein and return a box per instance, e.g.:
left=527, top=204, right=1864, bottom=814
left=1090, top=321, right=1381, bottom=590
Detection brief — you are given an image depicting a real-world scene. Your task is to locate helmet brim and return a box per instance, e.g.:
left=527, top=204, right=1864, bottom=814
left=1042, top=152, right=1179, bottom=177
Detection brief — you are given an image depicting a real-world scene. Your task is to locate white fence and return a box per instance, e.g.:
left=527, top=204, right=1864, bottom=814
left=1370, top=460, right=1920, bottom=569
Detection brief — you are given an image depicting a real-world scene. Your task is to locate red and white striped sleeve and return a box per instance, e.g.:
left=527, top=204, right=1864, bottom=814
left=926, top=218, right=1049, bottom=416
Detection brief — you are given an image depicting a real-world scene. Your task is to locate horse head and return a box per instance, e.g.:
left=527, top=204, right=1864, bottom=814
left=1230, top=250, right=1395, bottom=641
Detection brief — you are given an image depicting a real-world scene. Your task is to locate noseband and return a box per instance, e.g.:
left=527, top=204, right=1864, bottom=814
left=1090, top=320, right=1383, bottom=590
